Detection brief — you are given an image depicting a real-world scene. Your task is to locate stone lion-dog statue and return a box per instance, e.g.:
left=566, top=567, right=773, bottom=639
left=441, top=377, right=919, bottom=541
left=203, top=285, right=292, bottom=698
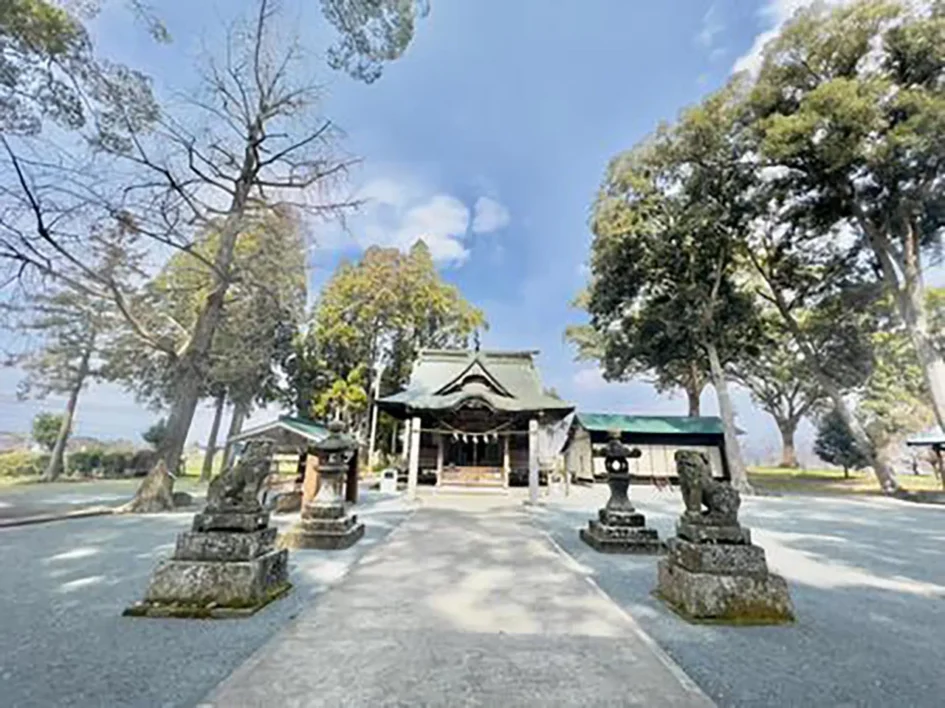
left=206, top=440, right=274, bottom=513
left=674, top=450, right=740, bottom=526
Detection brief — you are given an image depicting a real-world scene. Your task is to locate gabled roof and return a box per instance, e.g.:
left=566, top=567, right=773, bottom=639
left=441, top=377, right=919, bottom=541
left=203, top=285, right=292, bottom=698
left=378, top=349, right=573, bottom=414
left=576, top=412, right=727, bottom=436
left=228, top=415, right=330, bottom=446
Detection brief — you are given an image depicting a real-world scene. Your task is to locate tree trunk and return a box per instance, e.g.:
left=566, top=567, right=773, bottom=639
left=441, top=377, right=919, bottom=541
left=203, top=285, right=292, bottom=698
left=776, top=419, right=799, bottom=469
left=757, top=259, right=900, bottom=493
left=843, top=465, right=849, bottom=479
left=894, top=279, right=945, bottom=436
left=685, top=384, right=701, bottom=417
left=42, top=348, right=91, bottom=482
left=117, top=459, right=175, bottom=513
left=125, top=170, right=253, bottom=512
left=862, top=216, right=945, bottom=438
left=200, top=391, right=226, bottom=483
left=220, top=401, right=249, bottom=473
left=705, top=342, right=752, bottom=494
left=685, top=361, right=703, bottom=417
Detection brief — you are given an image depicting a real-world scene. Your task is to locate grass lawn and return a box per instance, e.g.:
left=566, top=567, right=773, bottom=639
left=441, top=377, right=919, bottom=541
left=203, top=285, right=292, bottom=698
left=749, top=466, right=945, bottom=495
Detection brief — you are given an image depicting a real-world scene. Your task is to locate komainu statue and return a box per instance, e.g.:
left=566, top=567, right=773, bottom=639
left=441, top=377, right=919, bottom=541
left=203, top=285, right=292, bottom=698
left=206, top=440, right=274, bottom=513
left=675, top=450, right=740, bottom=526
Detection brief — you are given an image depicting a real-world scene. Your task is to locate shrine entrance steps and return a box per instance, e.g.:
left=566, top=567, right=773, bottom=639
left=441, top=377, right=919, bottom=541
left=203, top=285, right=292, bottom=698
left=201, top=498, right=713, bottom=707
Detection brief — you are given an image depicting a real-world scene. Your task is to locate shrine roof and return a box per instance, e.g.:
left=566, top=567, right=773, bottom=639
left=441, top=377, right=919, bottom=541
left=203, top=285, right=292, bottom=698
left=576, top=413, right=726, bottom=436
left=377, top=349, right=573, bottom=415
left=227, top=415, right=332, bottom=447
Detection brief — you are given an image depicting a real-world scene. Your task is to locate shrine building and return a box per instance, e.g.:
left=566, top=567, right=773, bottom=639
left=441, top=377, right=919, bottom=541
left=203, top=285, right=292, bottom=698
left=377, top=348, right=729, bottom=492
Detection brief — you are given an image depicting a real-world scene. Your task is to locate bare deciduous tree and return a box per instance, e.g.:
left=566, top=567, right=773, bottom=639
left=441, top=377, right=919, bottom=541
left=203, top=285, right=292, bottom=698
left=0, top=0, right=358, bottom=510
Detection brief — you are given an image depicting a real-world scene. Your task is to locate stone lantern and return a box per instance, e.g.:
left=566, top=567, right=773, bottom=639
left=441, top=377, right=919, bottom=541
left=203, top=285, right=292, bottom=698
left=579, top=431, right=664, bottom=553
left=281, top=421, right=365, bottom=550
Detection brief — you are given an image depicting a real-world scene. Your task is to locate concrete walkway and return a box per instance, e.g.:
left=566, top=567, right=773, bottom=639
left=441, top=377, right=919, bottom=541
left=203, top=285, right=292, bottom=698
left=202, top=497, right=713, bottom=707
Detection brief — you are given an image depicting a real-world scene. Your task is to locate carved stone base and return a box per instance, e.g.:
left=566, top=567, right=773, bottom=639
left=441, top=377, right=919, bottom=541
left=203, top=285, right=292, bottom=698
left=676, top=520, right=751, bottom=545
left=599, top=508, right=646, bottom=527
left=128, top=548, right=290, bottom=613
left=126, top=503, right=291, bottom=619
left=580, top=508, right=665, bottom=554
left=124, top=580, right=290, bottom=619
left=280, top=512, right=365, bottom=550
left=666, top=537, right=767, bottom=575
left=192, top=510, right=270, bottom=533
left=174, top=527, right=278, bottom=562
left=656, top=558, right=794, bottom=624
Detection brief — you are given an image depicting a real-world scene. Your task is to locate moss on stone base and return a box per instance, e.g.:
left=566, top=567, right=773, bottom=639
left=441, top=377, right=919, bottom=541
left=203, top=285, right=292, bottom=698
left=653, top=589, right=795, bottom=626
left=123, top=582, right=291, bottom=619
left=655, top=558, right=795, bottom=626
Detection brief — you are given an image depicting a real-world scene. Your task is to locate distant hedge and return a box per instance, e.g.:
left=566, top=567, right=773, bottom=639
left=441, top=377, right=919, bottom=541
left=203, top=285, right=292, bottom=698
left=69, top=448, right=156, bottom=476
left=0, top=448, right=158, bottom=478
left=0, top=451, right=49, bottom=477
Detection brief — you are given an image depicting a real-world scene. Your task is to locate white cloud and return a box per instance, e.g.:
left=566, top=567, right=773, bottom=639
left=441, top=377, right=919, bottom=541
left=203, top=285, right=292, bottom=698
left=471, top=196, right=511, bottom=234
left=338, top=176, right=510, bottom=266
left=697, top=4, right=724, bottom=48
left=733, top=0, right=848, bottom=75
left=349, top=178, right=469, bottom=265
left=572, top=367, right=609, bottom=392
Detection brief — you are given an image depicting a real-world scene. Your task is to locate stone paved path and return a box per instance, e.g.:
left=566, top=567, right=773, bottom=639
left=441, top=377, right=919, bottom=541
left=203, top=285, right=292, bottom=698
left=202, top=496, right=713, bottom=707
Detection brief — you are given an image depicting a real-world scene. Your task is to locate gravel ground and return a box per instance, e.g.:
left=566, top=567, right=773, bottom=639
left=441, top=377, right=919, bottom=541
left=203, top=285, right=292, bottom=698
left=0, top=492, right=411, bottom=708
left=532, top=485, right=945, bottom=708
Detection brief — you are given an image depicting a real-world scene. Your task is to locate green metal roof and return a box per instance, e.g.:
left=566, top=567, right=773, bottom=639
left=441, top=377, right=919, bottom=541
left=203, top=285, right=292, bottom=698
left=228, top=415, right=330, bottom=445
left=278, top=416, right=331, bottom=439
left=576, top=412, right=725, bottom=436
left=906, top=430, right=945, bottom=447
left=378, top=349, right=573, bottom=414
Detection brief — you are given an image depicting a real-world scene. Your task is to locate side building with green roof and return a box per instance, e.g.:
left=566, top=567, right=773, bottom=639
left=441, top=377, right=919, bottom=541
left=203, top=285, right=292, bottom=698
left=565, top=412, right=729, bottom=482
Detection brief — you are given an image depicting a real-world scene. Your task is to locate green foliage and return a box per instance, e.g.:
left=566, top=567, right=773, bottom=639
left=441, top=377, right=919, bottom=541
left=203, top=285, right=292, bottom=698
left=0, top=0, right=158, bottom=137
left=320, top=0, right=429, bottom=82
left=857, top=295, right=936, bottom=447
left=312, top=365, right=370, bottom=429
left=31, top=412, right=64, bottom=451
left=69, top=447, right=105, bottom=474
left=142, top=419, right=167, bottom=449
left=747, top=0, right=945, bottom=430
left=290, top=241, right=485, bottom=434
left=581, top=80, right=762, bottom=392
left=109, top=208, right=307, bottom=413
left=68, top=448, right=143, bottom=476
left=815, top=409, right=870, bottom=473
left=0, top=450, right=47, bottom=476
left=731, top=320, right=825, bottom=428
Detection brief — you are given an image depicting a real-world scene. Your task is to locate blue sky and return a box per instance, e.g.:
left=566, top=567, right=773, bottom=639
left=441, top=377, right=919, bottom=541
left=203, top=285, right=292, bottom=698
left=0, top=0, right=830, bottom=464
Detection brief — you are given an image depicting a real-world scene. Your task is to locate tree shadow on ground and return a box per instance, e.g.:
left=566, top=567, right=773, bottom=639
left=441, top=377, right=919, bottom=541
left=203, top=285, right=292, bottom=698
left=0, top=495, right=411, bottom=708
left=536, top=488, right=945, bottom=708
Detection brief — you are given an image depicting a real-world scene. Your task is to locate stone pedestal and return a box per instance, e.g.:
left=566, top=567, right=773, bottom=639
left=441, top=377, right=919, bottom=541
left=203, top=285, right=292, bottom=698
left=579, top=437, right=663, bottom=554
left=580, top=507, right=664, bottom=553
left=281, top=499, right=365, bottom=550
left=655, top=520, right=794, bottom=624
left=124, top=510, right=290, bottom=619
left=282, top=419, right=364, bottom=550
left=656, top=450, right=794, bottom=625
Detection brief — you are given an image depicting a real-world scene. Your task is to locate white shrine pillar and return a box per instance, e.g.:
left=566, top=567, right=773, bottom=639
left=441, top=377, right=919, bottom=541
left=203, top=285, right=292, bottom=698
left=436, top=433, right=444, bottom=486
left=408, top=415, right=421, bottom=500
left=503, top=434, right=510, bottom=488
left=528, top=418, right=539, bottom=504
